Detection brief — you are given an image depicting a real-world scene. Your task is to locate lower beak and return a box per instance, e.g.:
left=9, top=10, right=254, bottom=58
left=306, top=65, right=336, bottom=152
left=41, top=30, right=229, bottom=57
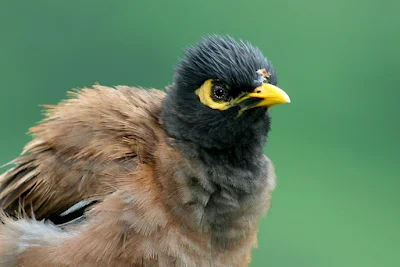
left=237, top=83, right=291, bottom=109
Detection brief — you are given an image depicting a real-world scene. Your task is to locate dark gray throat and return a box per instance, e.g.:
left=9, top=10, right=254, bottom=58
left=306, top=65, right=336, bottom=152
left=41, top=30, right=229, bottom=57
left=167, top=138, right=271, bottom=249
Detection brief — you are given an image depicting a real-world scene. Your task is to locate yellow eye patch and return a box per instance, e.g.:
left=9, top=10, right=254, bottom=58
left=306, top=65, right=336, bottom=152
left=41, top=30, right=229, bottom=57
left=195, top=79, right=232, bottom=110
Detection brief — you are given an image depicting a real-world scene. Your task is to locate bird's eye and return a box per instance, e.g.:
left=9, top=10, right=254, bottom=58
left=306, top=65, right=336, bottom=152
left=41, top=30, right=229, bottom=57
left=211, top=84, right=229, bottom=101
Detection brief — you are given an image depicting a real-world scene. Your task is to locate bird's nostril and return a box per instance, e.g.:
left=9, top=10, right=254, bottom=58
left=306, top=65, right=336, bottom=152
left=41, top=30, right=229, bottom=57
left=256, top=90, right=261, bottom=93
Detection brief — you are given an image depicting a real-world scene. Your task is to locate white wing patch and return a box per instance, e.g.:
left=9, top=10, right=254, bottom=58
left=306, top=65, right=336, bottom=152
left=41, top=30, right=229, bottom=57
left=59, top=200, right=95, bottom=216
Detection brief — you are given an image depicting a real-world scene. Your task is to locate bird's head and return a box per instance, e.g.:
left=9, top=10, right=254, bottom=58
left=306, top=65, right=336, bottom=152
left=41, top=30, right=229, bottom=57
left=162, top=35, right=290, bottom=150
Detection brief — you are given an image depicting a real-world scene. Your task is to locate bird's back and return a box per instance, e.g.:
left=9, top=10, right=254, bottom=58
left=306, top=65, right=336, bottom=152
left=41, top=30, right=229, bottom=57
left=0, top=85, right=166, bottom=222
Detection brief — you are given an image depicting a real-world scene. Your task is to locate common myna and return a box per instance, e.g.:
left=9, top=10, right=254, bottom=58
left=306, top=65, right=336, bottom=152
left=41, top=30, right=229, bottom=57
left=0, top=35, right=290, bottom=267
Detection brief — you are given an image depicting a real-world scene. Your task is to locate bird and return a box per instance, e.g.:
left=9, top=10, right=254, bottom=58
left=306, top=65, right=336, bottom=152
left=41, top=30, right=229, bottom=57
left=0, top=35, right=290, bottom=267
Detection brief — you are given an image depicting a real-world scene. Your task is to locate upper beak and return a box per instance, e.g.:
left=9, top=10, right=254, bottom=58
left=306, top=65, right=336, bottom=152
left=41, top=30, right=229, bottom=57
left=237, top=83, right=291, bottom=109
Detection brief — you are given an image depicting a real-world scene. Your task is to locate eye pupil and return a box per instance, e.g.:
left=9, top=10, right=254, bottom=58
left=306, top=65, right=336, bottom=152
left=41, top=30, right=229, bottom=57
left=215, top=87, right=224, bottom=97
left=212, top=84, right=229, bottom=101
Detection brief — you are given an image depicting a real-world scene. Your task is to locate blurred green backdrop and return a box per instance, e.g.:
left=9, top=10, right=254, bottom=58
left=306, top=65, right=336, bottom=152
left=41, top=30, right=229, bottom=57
left=0, top=1, right=399, bottom=266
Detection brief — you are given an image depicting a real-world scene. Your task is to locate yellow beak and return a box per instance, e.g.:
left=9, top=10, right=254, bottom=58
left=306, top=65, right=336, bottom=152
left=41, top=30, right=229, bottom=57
left=250, top=83, right=291, bottom=107
left=237, top=83, right=291, bottom=109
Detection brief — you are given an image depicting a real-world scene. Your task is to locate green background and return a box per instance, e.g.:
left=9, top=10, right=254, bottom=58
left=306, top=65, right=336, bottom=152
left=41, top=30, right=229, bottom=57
left=1, top=1, right=398, bottom=266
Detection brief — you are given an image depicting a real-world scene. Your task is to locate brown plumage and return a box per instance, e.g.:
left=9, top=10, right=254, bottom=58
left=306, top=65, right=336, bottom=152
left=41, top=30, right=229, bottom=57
left=0, top=36, right=289, bottom=266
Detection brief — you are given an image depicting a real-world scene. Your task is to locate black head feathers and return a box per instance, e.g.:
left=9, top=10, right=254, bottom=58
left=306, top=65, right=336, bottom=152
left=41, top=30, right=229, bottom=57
left=174, top=35, right=278, bottom=91
left=162, top=35, right=276, bottom=151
